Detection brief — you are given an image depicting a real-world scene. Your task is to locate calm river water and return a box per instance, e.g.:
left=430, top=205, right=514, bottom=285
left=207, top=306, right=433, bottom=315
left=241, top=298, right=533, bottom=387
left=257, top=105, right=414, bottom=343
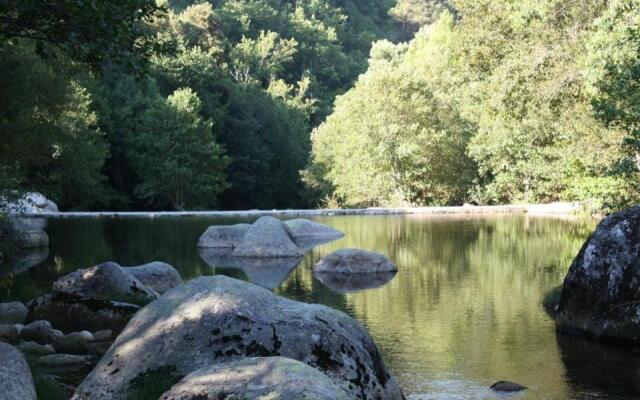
left=2, top=214, right=639, bottom=399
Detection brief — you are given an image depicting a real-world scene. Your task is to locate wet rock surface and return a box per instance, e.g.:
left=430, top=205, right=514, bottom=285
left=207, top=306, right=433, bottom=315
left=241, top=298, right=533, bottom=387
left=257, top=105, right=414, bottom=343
left=159, top=357, right=356, bottom=400
left=0, top=342, right=37, bottom=400
left=72, top=276, right=404, bottom=400
left=554, top=205, right=640, bottom=342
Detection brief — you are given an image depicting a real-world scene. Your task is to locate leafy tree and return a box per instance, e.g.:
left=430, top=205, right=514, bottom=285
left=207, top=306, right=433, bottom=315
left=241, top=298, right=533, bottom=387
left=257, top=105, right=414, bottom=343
left=0, top=0, right=164, bottom=69
left=125, top=88, right=230, bottom=209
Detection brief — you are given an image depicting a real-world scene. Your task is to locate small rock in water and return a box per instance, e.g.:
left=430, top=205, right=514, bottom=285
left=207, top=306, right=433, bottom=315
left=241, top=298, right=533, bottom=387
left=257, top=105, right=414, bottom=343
left=0, top=301, right=28, bottom=324
left=0, top=324, right=21, bottom=343
left=18, top=341, right=56, bottom=356
left=21, top=320, right=56, bottom=344
left=54, top=331, right=94, bottom=354
left=490, top=380, right=528, bottom=392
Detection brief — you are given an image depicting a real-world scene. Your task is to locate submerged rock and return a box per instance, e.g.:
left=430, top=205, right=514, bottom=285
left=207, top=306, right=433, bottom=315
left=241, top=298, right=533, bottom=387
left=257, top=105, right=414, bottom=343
left=232, top=216, right=304, bottom=258
left=123, top=262, right=182, bottom=294
left=28, top=292, right=141, bottom=334
left=198, top=248, right=303, bottom=289
left=554, top=205, right=640, bottom=342
left=18, top=341, right=56, bottom=356
left=284, top=218, right=344, bottom=249
left=490, top=381, right=527, bottom=392
left=315, top=271, right=397, bottom=294
left=314, top=249, right=397, bottom=274
left=0, top=301, right=28, bottom=324
left=197, top=223, right=250, bottom=248
left=53, top=261, right=159, bottom=305
left=72, top=276, right=404, bottom=400
left=0, top=342, right=37, bottom=400
left=159, top=357, right=356, bottom=400
left=21, top=320, right=59, bottom=345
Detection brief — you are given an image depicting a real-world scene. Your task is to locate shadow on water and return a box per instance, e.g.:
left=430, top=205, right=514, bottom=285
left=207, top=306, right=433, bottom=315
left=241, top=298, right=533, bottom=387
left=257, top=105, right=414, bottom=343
left=556, top=332, right=640, bottom=399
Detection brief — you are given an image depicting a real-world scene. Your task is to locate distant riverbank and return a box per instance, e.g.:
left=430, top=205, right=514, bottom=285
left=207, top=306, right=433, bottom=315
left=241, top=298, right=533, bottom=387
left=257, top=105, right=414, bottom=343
left=14, top=202, right=584, bottom=218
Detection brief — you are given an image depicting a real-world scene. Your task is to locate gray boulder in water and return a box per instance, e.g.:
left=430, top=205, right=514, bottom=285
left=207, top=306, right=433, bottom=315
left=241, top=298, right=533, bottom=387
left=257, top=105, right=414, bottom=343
left=315, top=249, right=397, bottom=274
left=232, top=216, right=304, bottom=258
left=159, top=357, right=356, bottom=400
left=197, top=223, right=250, bottom=248
left=122, top=262, right=182, bottom=294
left=53, top=261, right=159, bottom=305
left=0, top=342, right=37, bottom=400
left=554, top=205, right=640, bottom=342
left=284, top=218, right=344, bottom=249
left=72, top=276, right=404, bottom=400
left=28, top=292, right=141, bottom=334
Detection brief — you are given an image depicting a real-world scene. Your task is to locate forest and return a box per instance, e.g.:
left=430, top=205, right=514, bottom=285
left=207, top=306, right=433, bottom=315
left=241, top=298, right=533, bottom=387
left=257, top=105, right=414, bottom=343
left=1, top=0, right=638, bottom=214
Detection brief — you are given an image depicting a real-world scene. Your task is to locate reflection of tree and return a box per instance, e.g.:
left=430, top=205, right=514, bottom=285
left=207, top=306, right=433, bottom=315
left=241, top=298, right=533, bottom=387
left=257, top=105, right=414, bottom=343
left=276, top=214, right=596, bottom=397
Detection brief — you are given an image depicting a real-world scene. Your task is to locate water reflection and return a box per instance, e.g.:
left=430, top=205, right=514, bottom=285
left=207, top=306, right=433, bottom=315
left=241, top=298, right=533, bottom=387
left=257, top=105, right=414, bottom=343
left=314, top=271, right=397, bottom=293
left=0, top=247, right=49, bottom=278
left=2, top=214, right=633, bottom=399
left=198, top=247, right=303, bottom=289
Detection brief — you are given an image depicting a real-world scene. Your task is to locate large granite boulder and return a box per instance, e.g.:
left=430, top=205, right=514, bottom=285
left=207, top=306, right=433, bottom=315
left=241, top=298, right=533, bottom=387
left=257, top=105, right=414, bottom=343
left=159, top=357, right=356, bottom=400
left=314, top=249, right=397, bottom=274
left=284, top=218, right=345, bottom=249
left=28, top=292, right=141, bottom=334
left=198, top=248, right=303, bottom=289
left=1, top=192, right=58, bottom=214
left=0, top=342, right=37, bottom=400
left=123, top=262, right=182, bottom=294
left=72, top=276, right=404, bottom=400
left=197, top=223, right=250, bottom=248
left=554, top=205, right=640, bottom=342
left=232, top=216, right=304, bottom=258
left=53, top=262, right=159, bottom=305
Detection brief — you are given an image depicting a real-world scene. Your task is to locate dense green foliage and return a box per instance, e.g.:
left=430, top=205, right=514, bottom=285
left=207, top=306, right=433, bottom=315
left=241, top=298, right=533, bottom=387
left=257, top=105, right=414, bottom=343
left=308, top=0, right=640, bottom=212
left=2, top=0, right=640, bottom=213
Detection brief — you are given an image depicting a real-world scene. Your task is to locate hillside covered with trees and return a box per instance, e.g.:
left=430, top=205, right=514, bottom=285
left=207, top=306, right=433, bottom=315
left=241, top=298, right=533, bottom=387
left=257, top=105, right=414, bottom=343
left=1, top=0, right=639, bottom=213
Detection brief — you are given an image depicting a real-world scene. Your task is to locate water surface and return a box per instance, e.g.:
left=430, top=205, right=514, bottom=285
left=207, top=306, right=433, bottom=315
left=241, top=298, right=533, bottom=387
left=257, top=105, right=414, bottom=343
left=2, top=214, right=638, bottom=399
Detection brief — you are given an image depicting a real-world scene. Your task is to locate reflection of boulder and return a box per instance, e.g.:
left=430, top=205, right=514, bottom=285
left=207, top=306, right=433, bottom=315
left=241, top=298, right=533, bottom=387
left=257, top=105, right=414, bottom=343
left=556, top=332, right=640, bottom=398
left=0, top=246, right=49, bottom=277
left=199, top=248, right=303, bottom=289
left=0, top=218, right=49, bottom=249
left=315, top=271, right=397, bottom=294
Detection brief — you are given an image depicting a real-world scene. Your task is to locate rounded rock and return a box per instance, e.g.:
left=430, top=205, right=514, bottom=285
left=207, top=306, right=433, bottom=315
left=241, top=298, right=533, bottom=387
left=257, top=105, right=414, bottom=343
left=314, top=248, right=397, bottom=274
